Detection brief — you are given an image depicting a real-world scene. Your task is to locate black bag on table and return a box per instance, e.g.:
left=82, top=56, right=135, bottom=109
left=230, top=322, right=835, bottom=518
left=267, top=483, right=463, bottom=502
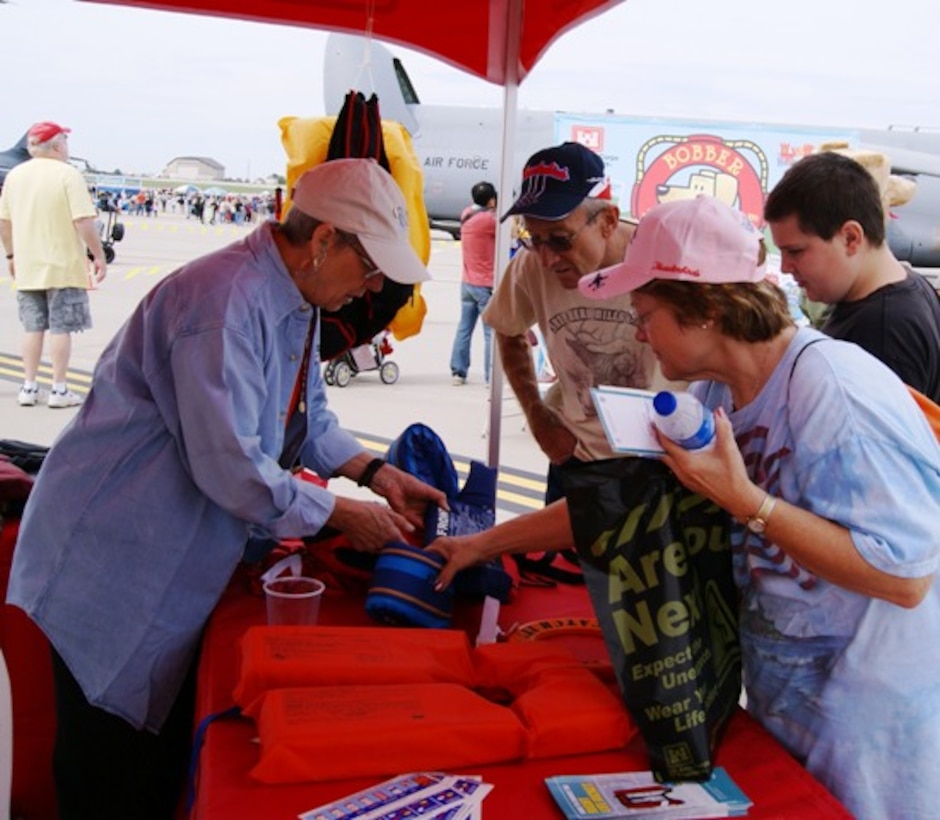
left=561, top=457, right=741, bottom=782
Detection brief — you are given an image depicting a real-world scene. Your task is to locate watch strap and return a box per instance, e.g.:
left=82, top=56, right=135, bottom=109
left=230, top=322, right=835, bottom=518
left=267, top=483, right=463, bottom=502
left=745, top=493, right=777, bottom=531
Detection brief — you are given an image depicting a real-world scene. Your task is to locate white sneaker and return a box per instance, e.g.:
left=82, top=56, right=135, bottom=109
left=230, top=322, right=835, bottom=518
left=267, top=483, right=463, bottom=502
left=17, top=386, right=39, bottom=406
left=48, top=389, right=82, bottom=409
left=452, top=375, right=466, bottom=386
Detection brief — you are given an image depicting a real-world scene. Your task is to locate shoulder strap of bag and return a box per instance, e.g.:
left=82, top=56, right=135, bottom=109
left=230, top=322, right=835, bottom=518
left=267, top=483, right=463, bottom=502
left=786, top=337, right=827, bottom=400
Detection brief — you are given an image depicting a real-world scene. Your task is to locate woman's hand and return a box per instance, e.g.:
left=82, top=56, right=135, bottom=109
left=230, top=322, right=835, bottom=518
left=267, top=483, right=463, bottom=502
left=657, top=407, right=763, bottom=520
left=426, top=533, right=489, bottom=590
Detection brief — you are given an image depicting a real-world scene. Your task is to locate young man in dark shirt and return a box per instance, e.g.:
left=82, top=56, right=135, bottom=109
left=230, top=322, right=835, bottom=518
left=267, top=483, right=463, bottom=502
left=765, top=151, right=940, bottom=401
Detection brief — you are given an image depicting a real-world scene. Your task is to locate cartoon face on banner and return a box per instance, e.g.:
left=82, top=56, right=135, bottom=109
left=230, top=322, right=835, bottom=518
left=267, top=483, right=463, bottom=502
left=629, top=133, right=768, bottom=227
left=558, top=116, right=859, bottom=229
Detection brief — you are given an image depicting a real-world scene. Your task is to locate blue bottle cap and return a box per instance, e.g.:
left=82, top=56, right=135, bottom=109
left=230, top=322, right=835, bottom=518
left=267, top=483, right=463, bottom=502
left=653, top=391, right=678, bottom=416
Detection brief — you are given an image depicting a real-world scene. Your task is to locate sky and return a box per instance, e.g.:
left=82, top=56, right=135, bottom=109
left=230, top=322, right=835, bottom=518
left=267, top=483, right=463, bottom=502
left=2, top=0, right=939, bottom=179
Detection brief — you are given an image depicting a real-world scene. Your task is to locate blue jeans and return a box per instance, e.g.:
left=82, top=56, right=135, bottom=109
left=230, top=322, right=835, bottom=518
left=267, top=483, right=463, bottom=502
left=449, top=283, right=493, bottom=382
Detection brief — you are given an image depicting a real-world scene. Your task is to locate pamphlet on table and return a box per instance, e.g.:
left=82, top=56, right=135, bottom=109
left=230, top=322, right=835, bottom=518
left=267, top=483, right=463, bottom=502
left=545, top=767, right=752, bottom=818
left=299, top=771, right=490, bottom=820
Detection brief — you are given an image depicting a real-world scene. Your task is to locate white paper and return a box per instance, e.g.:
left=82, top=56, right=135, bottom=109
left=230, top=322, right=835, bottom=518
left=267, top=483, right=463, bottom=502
left=475, top=595, right=501, bottom=646
left=591, top=386, right=664, bottom=456
left=351, top=344, right=378, bottom=371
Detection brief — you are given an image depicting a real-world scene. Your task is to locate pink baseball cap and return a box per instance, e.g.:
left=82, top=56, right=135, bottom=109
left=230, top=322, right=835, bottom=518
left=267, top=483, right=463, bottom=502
left=27, top=121, right=71, bottom=144
left=579, top=195, right=766, bottom=299
left=290, top=158, right=430, bottom=286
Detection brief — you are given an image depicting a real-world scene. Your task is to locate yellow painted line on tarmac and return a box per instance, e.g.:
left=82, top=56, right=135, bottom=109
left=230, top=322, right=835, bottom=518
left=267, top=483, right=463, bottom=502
left=353, top=431, right=544, bottom=513
left=497, top=472, right=545, bottom=492
left=1, top=353, right=545, bottom=512
left=0, top=367, right=91, bottom=394
left=495, top=489, right=542, bottom=510
left=120, top=265, right=167, bottom=280
left=0, top=353, right=92, bottom=382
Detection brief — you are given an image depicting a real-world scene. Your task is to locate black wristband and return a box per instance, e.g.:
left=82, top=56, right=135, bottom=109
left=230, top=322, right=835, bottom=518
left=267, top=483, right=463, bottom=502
left=4, top=254, right=11, bottom=260
left=357, top=457, right=386, bottom=488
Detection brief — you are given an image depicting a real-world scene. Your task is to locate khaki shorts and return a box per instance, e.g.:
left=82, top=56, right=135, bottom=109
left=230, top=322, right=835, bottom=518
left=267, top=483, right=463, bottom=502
left=17, top=288, right=92, bottom=334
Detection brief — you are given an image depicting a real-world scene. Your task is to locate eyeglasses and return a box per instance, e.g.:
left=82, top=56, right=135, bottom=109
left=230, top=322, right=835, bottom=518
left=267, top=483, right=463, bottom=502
left=519, top=210, right=600, bottom=254
left=338, top=232, right=382, bottom=280
left=624, top=307, right=659, bottom=329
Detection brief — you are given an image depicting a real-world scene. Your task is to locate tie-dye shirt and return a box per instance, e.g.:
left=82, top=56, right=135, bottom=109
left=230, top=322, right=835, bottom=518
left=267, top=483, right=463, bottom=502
left=693, top=327, right=940, bottom=819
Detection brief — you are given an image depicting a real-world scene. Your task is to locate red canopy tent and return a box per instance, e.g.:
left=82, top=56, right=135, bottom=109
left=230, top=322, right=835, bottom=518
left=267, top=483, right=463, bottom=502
left=82, top=0, right=624, bottom=85
left=83, top=0, right=630, bottom=465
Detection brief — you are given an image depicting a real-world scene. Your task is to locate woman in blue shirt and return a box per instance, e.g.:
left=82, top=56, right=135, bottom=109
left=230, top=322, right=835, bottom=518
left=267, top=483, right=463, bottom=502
left=579, top=195, right=940, bottom=818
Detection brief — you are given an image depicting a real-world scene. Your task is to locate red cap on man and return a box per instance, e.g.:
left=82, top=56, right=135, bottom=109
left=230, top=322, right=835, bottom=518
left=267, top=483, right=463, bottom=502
left=27, top=121, right=71, bottom=144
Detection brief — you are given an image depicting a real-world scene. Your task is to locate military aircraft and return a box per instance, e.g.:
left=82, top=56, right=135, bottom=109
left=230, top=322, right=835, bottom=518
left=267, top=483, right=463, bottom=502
left=0, top=132, right=29, bottom=190
left=323, top=33, right=940, bottom=274
left=0, top=132, right=98, bottom=192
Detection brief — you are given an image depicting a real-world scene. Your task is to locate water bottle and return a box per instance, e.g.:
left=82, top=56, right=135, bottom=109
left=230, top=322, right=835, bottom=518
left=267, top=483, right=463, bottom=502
left=651, top=391, right=716, bottom=451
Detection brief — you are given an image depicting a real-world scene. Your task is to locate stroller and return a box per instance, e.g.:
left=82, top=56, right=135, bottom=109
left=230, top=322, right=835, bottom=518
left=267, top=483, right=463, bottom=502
left=323, top=331, right=400, bottom=388
left=91, top=206, right=125, bottom=264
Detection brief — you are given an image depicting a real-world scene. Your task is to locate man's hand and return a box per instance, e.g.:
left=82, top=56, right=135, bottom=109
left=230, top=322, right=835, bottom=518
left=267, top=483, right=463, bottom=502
left=496, top=331, right=577, bottom=463
left=325, top=495, right=419, bottom=553
left=370, top=462, right=449, bottom=530
left=91, top=257, right=107, bottom=284
left=527, top=403, right=578, bottom=464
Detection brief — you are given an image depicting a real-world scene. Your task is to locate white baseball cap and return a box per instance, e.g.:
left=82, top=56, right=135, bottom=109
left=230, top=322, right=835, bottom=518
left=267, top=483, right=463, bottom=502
left=579, top=195, right=765, bottom=299
left=290, top=159, right=430, bottom=285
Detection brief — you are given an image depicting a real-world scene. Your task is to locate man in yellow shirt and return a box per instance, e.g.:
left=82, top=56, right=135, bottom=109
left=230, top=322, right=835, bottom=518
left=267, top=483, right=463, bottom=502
left=0, top=121, right=107, bottom=408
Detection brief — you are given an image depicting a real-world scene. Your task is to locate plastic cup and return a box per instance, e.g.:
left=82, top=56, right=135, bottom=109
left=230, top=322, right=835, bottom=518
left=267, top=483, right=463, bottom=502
left=263, top=576, right=325, bottom=626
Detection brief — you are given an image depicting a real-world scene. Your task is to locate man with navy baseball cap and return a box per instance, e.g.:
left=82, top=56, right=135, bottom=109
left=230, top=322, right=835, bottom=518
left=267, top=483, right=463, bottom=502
left=483, top=141, right=676, bottom=502
left=429, top=143, right=680, bottom=590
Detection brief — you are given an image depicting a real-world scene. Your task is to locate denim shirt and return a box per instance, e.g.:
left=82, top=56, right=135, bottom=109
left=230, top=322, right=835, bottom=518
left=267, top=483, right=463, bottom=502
left=7, top=222, right=365, bottom=731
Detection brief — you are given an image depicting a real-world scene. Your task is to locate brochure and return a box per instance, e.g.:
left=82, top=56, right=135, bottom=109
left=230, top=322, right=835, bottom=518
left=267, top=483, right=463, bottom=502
left=545, top=767, right=752, bottom=819
left=299, top=771, right=490, bottom=820
left=591, top=386, right=664, bottom=456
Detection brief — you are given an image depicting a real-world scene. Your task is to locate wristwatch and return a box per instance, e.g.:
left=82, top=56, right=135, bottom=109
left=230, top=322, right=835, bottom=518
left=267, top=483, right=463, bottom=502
left=745, top=493, right=777, bottom=534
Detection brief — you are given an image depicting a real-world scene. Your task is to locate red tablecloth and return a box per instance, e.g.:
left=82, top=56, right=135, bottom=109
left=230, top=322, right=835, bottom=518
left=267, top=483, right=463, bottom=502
left=191, top=568, right=851, bottom=819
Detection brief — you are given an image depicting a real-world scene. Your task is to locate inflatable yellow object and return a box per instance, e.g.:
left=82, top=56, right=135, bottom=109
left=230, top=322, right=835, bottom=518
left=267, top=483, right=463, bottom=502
left=279, top=115, right=430, bottom=341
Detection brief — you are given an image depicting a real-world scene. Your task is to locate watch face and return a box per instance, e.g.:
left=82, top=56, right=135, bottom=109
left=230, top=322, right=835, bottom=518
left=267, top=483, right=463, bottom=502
left=746, top=518, right=766, bottom=534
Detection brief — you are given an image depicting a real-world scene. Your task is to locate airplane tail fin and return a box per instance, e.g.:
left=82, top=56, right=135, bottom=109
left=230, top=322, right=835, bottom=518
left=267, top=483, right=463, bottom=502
left=0, top=132, right=31, bottom=187
left=323, top=34, right=420, bottom=136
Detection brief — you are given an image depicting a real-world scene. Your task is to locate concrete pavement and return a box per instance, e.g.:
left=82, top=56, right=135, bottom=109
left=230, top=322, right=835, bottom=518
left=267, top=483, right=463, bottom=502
left=0, top=213, right=549, bottom=517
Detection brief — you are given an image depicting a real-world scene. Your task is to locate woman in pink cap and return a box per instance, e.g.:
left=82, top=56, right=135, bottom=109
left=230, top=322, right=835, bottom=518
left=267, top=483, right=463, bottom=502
left=577, top=195, right=940, bottom=818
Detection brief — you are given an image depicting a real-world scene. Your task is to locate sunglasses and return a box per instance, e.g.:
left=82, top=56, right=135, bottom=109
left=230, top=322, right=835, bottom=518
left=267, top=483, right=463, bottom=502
left=519, top=210, right=600, bottom=254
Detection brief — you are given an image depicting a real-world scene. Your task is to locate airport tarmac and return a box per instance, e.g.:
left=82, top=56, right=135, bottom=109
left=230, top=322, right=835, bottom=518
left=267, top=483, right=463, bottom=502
left=0, top=213, right=549, bottom=517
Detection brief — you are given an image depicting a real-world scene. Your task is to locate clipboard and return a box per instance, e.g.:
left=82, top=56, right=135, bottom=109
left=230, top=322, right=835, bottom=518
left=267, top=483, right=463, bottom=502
left=591, top=386, right=665, bottom=456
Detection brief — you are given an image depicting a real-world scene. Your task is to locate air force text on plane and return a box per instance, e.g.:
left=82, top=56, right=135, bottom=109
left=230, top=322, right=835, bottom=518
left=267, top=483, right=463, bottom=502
left=424, top=155, right=491, bottom=170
